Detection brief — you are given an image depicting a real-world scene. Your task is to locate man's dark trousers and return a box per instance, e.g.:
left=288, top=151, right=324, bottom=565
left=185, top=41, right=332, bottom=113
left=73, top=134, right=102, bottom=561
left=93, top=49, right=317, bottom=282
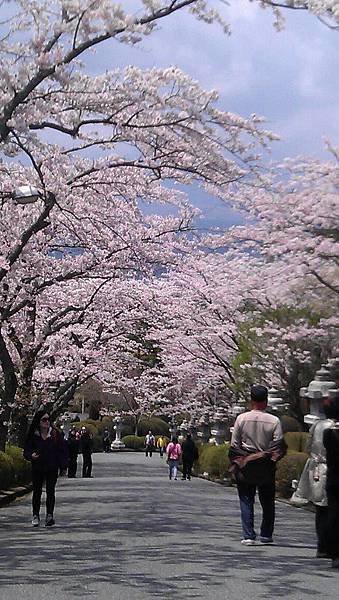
left=237, top=480, right=275, bottom=540
left=82, top=452, right=92, bottom=477
left=182, top=458, right=193, bottom=480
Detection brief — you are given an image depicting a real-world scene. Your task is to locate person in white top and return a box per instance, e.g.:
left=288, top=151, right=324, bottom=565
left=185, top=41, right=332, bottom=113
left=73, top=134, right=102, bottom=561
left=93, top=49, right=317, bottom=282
left=229, top=385, right=286, bottom=546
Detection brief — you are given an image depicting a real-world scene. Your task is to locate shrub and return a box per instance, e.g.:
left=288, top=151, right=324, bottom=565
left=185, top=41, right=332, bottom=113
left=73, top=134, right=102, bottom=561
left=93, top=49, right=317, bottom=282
left=280, top=415, right=303, bottom=433
left=5, top=445, right=31, bottom=485
left=276, top=451, right=308, bottom=498
left=122, top=435, right=145, bottom=450
left=195, top=443, right=230, bottom=479
left=138, top=417, right=170, bottom=437
left=0, top=452, right=14, bottom=490
left=284, top=432, right=310, bottom=453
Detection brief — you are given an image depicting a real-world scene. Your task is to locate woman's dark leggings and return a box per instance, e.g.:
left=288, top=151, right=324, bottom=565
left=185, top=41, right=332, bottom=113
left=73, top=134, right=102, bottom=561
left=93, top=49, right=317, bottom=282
left=32, top=469, right=58, bottom=516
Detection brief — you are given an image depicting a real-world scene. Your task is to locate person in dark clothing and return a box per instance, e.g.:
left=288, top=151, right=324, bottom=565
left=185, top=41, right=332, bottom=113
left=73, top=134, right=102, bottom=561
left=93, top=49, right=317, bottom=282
left=23, top=410, right=68, bottom=527
left=102, top=428, right=111, bottom=453
left=67, top=426, right=80, bottom=478
left=323, top=389, right=339, bottom=569
left=181, top=433, right=198, bottom=480
left=80, top=426, right=93, bottom=477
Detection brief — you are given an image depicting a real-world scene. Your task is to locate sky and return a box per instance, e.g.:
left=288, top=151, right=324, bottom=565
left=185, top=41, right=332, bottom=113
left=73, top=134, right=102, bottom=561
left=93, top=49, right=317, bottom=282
left=80, top=1, right=338, bottom=229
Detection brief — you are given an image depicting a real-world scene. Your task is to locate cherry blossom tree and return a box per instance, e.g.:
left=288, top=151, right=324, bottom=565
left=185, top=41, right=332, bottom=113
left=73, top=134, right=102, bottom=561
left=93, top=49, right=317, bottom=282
left=253, top=1, right=339, bottom=30
left=0, top=1, right=280, bottom=449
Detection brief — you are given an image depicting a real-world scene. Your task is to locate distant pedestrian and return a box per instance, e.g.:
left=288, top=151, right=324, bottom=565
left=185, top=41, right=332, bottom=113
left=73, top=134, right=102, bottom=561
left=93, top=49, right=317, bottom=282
left=323, top=390, right=339, bottom=569
left=181, top=433, right=198, bottom=480
left=157, top=435, right=165, bottom=458
left=145, top=430, right=155, bottom=457
left=23, top=410, right=68, bottom=527
left=166, top=436, right=182, bottom=480
left=80, top=426, right=93, bottom=477
left=102, top=428, right=111, bottom=453
left=229, top=385, right=287, bottom=545
left=67, top=426, right=80, bottom=478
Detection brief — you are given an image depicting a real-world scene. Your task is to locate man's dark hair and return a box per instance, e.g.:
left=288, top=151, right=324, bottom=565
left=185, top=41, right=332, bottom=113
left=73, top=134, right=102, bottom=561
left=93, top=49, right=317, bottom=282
left=186, top=433, right=192, bottom=439
left=250, top=385, right=268, bottom=403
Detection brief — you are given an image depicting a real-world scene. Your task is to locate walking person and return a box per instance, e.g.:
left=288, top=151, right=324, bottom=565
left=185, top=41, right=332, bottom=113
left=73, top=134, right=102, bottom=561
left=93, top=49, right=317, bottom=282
left=145, top=430, right=155, bottom=457
left=181, top=433, right=198, bottom=480
left=229, top=385, right=287, bottom=545
left=166, top=435, right=182, bottom=480
left=80, top=426, right=93, bottom=477
left=67, top=426, right=80, bottom=478
left=323, top=389, right=339, bottom=568
left=23, top=410, right=68, bottom=527
left=157, top=435, right=165, bottom=458
left=102, top=428, right=111, bottom=453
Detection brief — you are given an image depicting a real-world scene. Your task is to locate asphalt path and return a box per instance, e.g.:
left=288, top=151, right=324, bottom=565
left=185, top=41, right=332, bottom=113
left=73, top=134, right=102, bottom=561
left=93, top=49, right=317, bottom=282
left=0, top=452, right=338, bottom=600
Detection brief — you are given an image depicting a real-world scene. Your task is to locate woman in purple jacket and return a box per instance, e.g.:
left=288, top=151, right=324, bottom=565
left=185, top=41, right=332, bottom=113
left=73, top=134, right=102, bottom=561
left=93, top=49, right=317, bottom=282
left=24, top=410, right=68, bottom=527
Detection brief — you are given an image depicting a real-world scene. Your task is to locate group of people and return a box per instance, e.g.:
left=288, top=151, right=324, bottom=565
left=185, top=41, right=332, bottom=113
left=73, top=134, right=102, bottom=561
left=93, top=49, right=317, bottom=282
left=228, top=384, right=339, bottom=570
left=23, top=412, right=94, bottom=527
left=145, top=430, right=199, bottom=481
left=22, top=383, right=339, bottom=565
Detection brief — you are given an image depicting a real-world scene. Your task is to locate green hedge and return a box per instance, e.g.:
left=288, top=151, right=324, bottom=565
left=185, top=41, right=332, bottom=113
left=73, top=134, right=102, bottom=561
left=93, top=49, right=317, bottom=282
left=276, top=451, right=308, bottom=498
left=280, top=415, right=303, bottom=433
left=0, top=445, right=31, bottom=491
left=195, top=443, right=230, bottom=479
left=137, top=417, right=170, bottom=437
left=284, top=431, right=310, bottom=453
left=193, top=442, right=309, bottom=498
left=122, top=435, right=145, bottom=450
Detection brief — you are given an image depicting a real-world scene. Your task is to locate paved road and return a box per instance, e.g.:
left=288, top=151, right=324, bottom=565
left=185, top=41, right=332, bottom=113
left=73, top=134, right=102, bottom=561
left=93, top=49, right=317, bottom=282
left=0, top=452, right=337, bottom=599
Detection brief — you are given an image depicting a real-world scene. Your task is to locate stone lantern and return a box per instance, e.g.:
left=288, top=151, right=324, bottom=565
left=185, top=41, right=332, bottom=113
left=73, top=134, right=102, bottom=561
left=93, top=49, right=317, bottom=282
left=210, top=409, right=228, bottom=445
left=197, top=414, right=210, bottom=444
left=229, top=402, right=246, bottom=437
left=267, top=388, right=289, bottom=413
left=169, top=417, right=178, bottom=439
left=188, top=418, right=198, bottom=441
left=300, top=364, right=336, bottom=426
left=179, top=419, right=189, bottom=441
left=326, top=356, right=339, bottom=381
left=111, top=415, right=125, bottom=450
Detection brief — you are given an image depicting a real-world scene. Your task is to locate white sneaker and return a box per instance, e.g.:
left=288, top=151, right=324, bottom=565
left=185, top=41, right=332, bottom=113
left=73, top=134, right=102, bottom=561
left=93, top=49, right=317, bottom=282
left=32, top=515, right=40, bottom=527
left=241, top=539, right=255, bottom=546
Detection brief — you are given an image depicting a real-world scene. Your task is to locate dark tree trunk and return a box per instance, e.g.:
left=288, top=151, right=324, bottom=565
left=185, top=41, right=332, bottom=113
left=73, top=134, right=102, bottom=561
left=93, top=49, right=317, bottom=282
left=0, top=329, right=18, bottom=452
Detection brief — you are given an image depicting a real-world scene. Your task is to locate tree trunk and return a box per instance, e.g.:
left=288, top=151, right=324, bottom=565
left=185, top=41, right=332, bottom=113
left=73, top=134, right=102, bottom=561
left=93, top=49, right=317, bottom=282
left=0, top=329, right=18, bottom=452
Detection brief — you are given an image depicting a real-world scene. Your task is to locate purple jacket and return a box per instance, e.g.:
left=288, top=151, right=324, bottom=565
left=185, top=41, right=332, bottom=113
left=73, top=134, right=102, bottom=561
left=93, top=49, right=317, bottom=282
left=24, top=427, right=69, bottom=473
